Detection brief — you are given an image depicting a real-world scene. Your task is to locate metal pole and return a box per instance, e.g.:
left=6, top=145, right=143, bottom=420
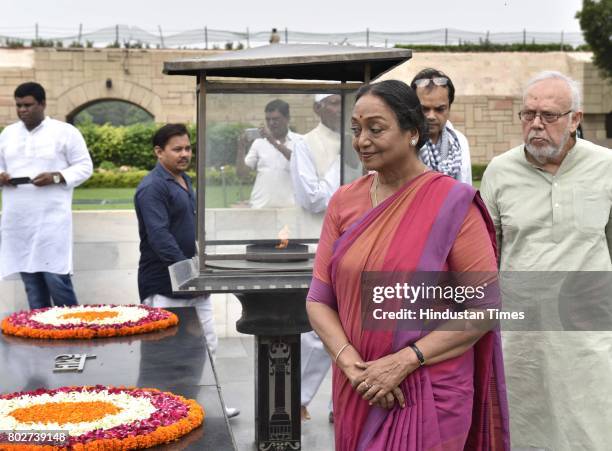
left=384, top=38, right=388, bottom=48
left=560, top=30, right=564, bottom=50
left=246, top=27, right=250, bottom=48
left=158, top=25, right=165, bottom=48
left=366, top=28, right=369, bottom=47
left=221, top=166, right=227, bottom=207
left=284, top=27, right=288, bottom=44
left=35, top=23, right=39, bottom=40
left=78, top=23, right=83, bottom=44
left=197, top=74, right=207, bottom=273
left=445, top=28, right=448, bottom=46
left=486, top=30, right=490, bottom=43
left=115, top=24, right=119, bottom=46
left=204, top=27, right=208, bottom=50
left=522, top=28, right=526, bottom=45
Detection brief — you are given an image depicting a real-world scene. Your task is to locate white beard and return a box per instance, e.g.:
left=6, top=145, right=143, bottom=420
left=525, top=128, right=571, bottom=164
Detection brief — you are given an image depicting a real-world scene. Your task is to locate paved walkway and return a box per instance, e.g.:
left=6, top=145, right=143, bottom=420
left=215, top=337, right=335, bottom=451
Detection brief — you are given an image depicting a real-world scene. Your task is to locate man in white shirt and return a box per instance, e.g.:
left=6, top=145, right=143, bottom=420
left=291, top=94, right=342, bottom=423
left=410, top=68, right=472, bottom=184
left=0, top=82, right=93, bottom=309
left=291, top=94, right=341, bottom=214
left=239, top=99, right=300, bottom=208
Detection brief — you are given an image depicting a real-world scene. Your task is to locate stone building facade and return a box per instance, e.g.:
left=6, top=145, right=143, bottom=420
left=0, top=48, right=610, bottom=163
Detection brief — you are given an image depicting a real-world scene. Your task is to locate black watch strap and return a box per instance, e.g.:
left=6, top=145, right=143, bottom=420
left=409, top=343, right=426, bottom=366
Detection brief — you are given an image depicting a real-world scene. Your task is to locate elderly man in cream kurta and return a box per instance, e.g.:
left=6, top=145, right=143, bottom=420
left=291, top=94, right=342, bottom=422
left=480, top=71, right=612, bottom=450
left=0, top=82, right=92, bottom=310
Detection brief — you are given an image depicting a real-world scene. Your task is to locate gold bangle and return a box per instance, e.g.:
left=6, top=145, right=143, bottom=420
left=334, top=343, right=351, bottom=363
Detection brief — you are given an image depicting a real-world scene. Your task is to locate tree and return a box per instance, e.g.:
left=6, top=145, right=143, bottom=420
left=576, top=0, right=612, bottom=79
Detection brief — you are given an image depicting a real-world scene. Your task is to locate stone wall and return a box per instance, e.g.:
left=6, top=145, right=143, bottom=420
left=382, top=51, right=612, bottom=159
left=0, top=48, right=609, bottom=163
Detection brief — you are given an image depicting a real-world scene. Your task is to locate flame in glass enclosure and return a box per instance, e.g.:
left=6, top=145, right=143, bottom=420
left=202, top=92, right=363, bottom=267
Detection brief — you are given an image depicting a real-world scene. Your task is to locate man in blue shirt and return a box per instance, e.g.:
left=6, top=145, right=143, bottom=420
left=135, top=123, right=239, bottom=418
left=135, top=124, right=197, bottom=301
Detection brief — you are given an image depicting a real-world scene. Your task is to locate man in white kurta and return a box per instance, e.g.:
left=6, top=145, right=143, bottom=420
left=0, top=82, right=92, bottom=309
left=480, top=71, right=612, bottom=450
left=291, top=94, right=342, bottom=422
left=243, top=99, right=299, bottom=209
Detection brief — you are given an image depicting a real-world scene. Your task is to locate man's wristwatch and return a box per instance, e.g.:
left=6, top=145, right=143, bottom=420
left=52, top=173, right=61, bottom=184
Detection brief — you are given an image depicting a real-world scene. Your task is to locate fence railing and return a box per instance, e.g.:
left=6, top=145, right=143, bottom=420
left=0, top=25, right=586, bottom=49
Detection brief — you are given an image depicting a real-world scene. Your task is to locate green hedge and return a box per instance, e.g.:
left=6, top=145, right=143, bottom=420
left=472, top=164, right=487, bottom=181
left=1, top=122, right=488, bottom=184
left=395, top=43, right=590, bottom=52
left=77, top=123, right=197, bottom=169
left=81, top=166, right=254, bottom=188
left=82, top=163, right=485, bottom=188
left=76, top=122, right=253, bottom=170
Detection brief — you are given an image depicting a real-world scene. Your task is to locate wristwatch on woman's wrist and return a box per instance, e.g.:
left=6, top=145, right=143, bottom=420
left=52, top=173, right=61, bottom=184
left=408, top=343, right=426, bottom=366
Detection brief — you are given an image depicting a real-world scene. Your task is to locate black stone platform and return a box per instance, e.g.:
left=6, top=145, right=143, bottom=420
left=0, top=307, right=236, bottom=450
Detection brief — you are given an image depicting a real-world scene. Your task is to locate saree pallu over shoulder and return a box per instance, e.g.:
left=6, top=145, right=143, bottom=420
left=313, top=172, right=509, bottom=451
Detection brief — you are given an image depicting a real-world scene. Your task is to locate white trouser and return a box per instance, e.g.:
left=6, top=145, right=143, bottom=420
left=143, top=294, right=218, bottom=361
left=300, top=330, right=331, bottom=409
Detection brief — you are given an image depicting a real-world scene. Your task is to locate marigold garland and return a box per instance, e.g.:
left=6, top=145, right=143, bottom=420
left=1, top=305, right=178, bottom=340
left=0, top=386, right=205, bottom=450
left=9, top=401, right=121, bottom=424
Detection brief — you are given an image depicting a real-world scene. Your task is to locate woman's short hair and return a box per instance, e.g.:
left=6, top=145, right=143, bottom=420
left=355, top=79, right=428, bottom=149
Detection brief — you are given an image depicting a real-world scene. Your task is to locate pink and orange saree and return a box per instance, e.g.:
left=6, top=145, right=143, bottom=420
left=307, top=171, right=509, bottom=451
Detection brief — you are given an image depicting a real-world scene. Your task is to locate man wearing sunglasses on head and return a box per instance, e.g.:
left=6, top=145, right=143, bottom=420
left=410, top=68, right=472, bottom=184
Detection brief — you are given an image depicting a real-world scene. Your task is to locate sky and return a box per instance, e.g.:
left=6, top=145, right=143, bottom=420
left=1, top=0, right=584, bottom=35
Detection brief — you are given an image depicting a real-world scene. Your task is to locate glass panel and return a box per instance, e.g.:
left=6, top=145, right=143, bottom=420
left=202, top=92, right=349, bottom=252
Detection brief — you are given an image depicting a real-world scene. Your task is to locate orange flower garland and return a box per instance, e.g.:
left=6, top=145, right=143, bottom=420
left=9, top=401, right=121, bottom=424
left=1, top=305, right=178, bottom=340
left=0, top=386, right=205, bottom=450
left=60, top=311, right=119, bottom=321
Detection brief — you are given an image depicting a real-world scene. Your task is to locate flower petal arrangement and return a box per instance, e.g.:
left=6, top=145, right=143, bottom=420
left=0, top=385, right=204, bottom=450
left=1, top=305, right=179, bottom=339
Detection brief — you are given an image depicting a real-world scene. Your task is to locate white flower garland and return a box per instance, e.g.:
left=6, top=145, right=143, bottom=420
left=0, top=389, right=156, bottom=437
left=31, top=305, right=149, bottom=326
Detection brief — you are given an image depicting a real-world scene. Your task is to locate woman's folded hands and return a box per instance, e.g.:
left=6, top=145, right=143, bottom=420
left=352, top=350, right=420, bottom=410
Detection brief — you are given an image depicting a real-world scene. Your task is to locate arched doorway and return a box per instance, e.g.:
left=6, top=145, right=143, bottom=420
left=67, top=99, right=154, bottom=126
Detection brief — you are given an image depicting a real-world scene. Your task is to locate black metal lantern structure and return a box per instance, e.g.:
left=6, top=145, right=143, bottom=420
left=164, top=44, right=411, bottom=450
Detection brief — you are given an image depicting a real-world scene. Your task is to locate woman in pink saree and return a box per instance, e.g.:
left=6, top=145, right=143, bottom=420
left=306, top=80, right=509, bottom=450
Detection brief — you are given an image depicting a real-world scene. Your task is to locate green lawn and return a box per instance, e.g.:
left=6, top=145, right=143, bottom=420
left=71, top=185, right=251, bottom=210
left=5, top=181, right=482, bottom=211
left=72, top=188, right=136, bottom=210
